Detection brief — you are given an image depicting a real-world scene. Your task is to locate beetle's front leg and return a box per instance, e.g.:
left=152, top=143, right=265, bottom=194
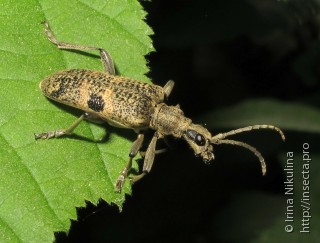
left=116, top=133, right=145, bottom=192
left=130, top=132, right=161, bottom=185
left=163, top=80, right=175, bottom=99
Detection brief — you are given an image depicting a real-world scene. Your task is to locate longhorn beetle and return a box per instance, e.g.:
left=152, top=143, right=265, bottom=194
left=35, top=21, right=285, bottom=192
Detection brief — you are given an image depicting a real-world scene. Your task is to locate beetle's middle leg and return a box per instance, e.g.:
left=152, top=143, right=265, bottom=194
left=42, top=20, right=115, bottom=75
left=130, top=132, right=161, bottom=185
left=116, top=133, right=145, bottom=192
left=116, top=133, right=161, bottom=192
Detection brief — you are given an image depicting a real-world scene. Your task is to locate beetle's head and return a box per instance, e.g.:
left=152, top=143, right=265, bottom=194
left=183, top=124, right=214, bottom=164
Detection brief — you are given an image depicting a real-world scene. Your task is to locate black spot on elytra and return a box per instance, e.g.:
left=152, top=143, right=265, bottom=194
left=87, top=94, right=105, bottom=112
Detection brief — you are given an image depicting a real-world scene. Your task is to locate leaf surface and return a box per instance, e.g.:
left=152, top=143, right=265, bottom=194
left=0, top=0, right=153, bottom=242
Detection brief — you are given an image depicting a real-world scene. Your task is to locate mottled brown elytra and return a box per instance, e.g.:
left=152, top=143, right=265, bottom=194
left=35, top=21, right=285, bottom=192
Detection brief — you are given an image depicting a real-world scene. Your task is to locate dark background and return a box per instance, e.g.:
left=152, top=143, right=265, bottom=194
left=57, top=0, right=320, bottom=242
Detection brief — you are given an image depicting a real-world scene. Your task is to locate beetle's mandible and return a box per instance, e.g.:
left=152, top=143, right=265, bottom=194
left=35, top=21, right=285, bottom=192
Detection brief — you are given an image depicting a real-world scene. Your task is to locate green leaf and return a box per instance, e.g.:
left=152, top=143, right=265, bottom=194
left=199, top=98, right=320, bottom=133
left=0, top=0, right=153, bottom=242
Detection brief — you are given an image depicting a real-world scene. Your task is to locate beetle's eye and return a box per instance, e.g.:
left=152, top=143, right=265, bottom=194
left=185, top=129, right=206, bottom=146
left=195, top=134, right=205, bottom=146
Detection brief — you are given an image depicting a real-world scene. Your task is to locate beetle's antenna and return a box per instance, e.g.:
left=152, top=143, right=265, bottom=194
left=212, top=139, right=266, bottom=175
left=211, top=125, right=285, bottom=142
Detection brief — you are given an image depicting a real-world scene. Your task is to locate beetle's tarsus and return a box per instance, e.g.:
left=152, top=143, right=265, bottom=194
left=34, top=130, right=67, bottom=139
left=115, top=175, right=125, bottom=193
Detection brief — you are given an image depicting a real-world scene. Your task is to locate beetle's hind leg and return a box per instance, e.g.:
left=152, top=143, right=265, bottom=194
left=35, top=114, right=85, bottom=139
left=42, top=20, right=115, bottom=75
left=34, top=112, right=97, bottom=139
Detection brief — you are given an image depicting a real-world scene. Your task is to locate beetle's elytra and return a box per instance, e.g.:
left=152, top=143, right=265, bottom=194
left=40, top=69, right=166, bottom=129
left=35, top=21, right=285, bottom=192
